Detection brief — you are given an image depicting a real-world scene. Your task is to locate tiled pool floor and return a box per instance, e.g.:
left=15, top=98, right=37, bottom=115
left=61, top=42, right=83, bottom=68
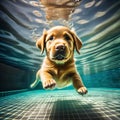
left=0, top=88, right=120, bottom=120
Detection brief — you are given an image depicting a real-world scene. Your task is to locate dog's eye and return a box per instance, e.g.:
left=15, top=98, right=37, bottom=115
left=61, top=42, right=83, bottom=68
left=64, top=34, right=70, bottom=41
left=49, top=36, right=54, bottom=41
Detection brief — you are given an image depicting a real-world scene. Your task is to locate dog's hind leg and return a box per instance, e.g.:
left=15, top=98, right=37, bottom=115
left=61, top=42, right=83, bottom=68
left=30, top=70, right=40, bottom=89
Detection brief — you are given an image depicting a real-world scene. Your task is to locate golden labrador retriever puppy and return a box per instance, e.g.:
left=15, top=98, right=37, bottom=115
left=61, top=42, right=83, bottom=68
left=31, top=26, right=87, bottom=95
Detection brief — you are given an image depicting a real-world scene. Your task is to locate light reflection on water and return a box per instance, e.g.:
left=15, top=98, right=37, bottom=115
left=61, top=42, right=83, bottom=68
left=0, top=0, right=120, bottom=77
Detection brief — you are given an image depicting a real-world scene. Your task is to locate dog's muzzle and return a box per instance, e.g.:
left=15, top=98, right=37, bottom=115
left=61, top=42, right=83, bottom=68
left=54, top=44, right=66, bottom=60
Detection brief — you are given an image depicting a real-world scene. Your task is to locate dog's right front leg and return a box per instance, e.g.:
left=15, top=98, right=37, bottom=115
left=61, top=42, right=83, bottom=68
left=40, top=71, right=56, bottom=90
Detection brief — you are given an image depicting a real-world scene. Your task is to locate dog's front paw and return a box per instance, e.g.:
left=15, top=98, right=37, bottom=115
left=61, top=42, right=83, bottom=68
left=43, top=79, right=56, bottom=90
left=77, top=87, right=88, bottom=95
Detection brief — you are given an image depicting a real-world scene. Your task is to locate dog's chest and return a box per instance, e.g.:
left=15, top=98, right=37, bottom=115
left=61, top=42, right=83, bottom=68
left=54, top=68, right=67, bottom=78
left=53, top=68, right=72, bottom=87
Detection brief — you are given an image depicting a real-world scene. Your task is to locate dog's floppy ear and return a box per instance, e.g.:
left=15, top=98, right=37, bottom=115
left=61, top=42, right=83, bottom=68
left=36, top=29, right=47, bottom=54
left=71, top=31, right=82, bottom=54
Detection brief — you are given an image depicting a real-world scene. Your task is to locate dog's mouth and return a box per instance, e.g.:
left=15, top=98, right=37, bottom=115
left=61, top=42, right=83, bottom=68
left=53, top=54, right=65, bottom=60
left=52, top=51, right=66, bottom=60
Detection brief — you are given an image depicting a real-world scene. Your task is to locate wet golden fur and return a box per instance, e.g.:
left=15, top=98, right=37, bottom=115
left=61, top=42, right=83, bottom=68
left=31, top=26, right=87, bottom=95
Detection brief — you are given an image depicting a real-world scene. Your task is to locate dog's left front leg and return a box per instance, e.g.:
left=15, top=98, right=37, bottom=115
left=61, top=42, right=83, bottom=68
left=72, top=73, right=88, bottom=95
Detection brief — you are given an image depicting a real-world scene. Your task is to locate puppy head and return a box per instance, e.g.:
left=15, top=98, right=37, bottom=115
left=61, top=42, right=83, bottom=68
left=36, top=26, right=82, bottom=64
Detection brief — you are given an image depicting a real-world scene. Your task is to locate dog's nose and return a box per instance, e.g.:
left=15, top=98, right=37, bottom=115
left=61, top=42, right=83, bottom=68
left=55, top=44, right=65, bottom=51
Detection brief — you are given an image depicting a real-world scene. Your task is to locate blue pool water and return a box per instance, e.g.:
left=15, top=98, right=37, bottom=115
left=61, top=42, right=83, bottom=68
left=0, top=0, right=120, bottom=90
left=0, top=0, right=120, bottom=119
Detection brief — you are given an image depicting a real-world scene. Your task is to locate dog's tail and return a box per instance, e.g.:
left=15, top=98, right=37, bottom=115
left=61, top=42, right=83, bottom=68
left=30, top=79, right=40, bottom=89
left=30, top=70, right=40, bottom=89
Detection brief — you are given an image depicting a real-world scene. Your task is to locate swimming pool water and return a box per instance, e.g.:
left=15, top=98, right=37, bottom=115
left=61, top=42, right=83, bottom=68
left=0, top=88, right=120, bottom=120
left=0, top=0, right=120, bottom=119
